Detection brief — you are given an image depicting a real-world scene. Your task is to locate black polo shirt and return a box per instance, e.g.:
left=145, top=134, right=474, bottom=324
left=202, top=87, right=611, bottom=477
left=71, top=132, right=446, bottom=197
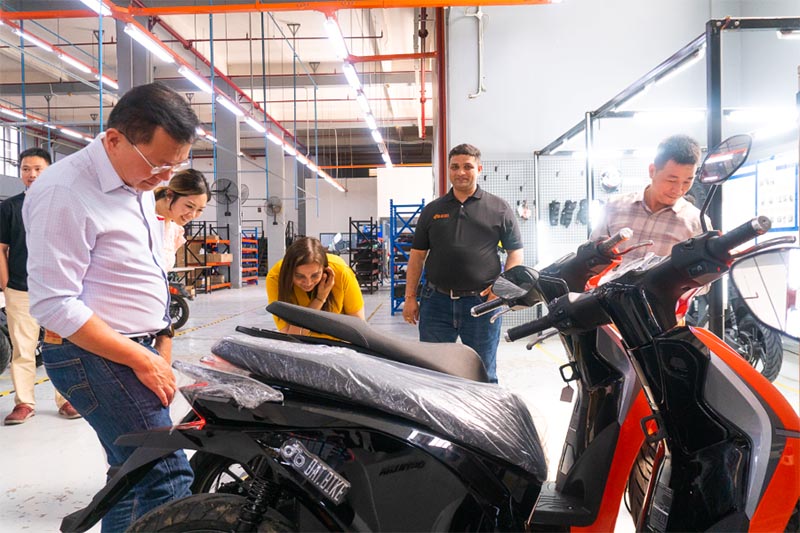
left=413, top=186, right=522, bottom=291
left=0, top=192, right=30, bottom=291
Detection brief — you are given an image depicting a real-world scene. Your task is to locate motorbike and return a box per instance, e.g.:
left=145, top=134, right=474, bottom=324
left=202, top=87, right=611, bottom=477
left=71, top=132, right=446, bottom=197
left=169, top=281, right=193, bottom=331
left=685, top=285, right=784, bottom=381
left=60, top=135, right=799, bottom=532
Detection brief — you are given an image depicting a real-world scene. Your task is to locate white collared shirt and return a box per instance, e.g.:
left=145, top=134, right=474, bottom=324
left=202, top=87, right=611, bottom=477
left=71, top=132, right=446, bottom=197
left=23, top=134, right=170, bottom=337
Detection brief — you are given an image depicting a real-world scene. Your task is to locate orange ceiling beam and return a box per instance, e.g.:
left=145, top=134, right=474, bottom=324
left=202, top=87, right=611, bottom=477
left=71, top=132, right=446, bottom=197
left=2, top=0, right=555, bottom=20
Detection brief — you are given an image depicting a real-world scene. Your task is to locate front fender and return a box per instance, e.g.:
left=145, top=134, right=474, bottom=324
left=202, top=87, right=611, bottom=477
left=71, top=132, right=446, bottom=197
left=61, top=427, right=264, bottom=533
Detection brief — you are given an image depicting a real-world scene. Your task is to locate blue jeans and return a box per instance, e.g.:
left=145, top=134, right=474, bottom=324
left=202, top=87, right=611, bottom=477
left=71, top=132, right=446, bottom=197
left=42, top=341, right=192, bottom=532
left=418, top=285, right=501, bottom=383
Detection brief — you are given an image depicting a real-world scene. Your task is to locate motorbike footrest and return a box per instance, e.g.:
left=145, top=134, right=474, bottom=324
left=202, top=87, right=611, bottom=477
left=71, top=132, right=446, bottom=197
left=528, top=481, right=595, bottom=527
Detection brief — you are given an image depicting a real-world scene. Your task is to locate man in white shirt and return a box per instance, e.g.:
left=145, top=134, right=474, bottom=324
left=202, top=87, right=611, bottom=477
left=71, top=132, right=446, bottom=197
left=23, top=82, right=198, bottom=532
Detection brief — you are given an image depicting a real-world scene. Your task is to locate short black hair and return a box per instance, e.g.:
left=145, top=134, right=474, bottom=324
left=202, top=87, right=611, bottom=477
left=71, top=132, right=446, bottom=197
left=449, top=143, right=481, bottom=162
left=107, top=82, right=199, bottom=145
left=654, top=134, right=701, bottom=169
left=18, top=147, right=52, bottom=166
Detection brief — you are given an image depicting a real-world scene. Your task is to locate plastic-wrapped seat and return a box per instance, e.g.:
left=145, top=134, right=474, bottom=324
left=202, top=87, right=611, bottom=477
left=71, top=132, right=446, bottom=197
left=212, top=335, right=548, bottom=480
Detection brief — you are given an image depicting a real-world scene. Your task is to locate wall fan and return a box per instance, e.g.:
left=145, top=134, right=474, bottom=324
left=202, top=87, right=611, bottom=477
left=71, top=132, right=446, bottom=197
left=266, top=195, right=283, bottom=225
left=210, top=178, right=238, bottom=216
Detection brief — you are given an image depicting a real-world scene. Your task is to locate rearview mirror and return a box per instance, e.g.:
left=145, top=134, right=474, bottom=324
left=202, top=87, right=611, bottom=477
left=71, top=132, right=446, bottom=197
left=493, top=266, right=541, bottom=308
left=729, top=247, right=800, bottom=341
left=697, top=134, right=752, bottom=185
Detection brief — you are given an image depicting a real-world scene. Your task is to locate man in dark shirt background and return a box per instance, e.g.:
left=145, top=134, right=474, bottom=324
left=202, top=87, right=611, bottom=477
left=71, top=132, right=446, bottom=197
left=1, top=147, right=79, bottom=424
left=403, top=143, right=523, bottom=383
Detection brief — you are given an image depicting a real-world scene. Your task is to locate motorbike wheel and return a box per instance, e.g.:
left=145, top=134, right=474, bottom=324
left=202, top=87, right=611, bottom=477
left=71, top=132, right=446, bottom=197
left=127, top=493, right=294, bottom=532
left=625, top=440, right=656, bottom=525
left=728, top=315, right=783, bottom=382
left=0, top=329, right=11, bottom=374
left=170, top=295, right=190, bottom=330
left=190, top=452, right=253, bottom=496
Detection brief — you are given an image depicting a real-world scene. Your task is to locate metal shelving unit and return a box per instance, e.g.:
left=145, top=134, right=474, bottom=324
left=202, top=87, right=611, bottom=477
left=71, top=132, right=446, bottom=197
left=349, top=217, right=381, bottom=294
left=389, top=199, right=425, bottom=315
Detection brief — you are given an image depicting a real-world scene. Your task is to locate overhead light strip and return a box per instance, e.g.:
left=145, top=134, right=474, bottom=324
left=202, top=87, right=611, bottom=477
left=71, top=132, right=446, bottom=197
left=325, top=15, right=393, bottom=168
left=123, top=22, right=174, bottom=64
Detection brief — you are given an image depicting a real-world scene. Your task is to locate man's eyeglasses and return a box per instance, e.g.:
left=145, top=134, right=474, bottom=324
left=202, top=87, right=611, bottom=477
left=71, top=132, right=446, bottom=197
left=126, top=136, right=191, bottom=176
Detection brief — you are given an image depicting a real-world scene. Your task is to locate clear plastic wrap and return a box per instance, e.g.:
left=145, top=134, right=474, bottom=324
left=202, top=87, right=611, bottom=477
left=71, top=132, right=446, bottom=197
left=174, top=358, right=284, bottom=409
left=212, top=335, right=547, bottom=479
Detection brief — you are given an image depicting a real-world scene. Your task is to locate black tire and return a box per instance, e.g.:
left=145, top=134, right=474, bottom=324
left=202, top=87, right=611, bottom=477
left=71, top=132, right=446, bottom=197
left=190, top=452, right=253, bottom=496
left=626, top=440, right=656, bottom=526
left=728, top=315, right=783, bottom=382
left=127, top=493, right=294, bottom=532
left=0, top=329, right=11, bottom=375
left=170, top=295, right=190, bottom=330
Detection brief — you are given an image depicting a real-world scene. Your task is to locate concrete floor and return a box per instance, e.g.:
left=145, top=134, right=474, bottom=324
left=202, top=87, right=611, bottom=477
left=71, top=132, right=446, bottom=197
left=0, top=282, right=797, bottom=533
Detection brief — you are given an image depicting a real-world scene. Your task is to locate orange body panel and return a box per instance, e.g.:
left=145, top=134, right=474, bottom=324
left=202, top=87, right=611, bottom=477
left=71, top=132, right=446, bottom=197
left=572, top=392, right=651, bottom=532
left=749, top=437, right=800, bottom=532
left=690, top=326, right=799, bottom=431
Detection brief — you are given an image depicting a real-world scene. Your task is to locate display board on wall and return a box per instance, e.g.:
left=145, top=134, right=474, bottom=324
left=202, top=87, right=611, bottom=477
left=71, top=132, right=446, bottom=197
left=723, top=151, right=799, bottom=240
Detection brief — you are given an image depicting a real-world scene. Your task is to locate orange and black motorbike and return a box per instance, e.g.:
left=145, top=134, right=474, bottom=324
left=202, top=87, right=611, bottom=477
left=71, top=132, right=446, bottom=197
left=61, top=136, right=798, bottom=532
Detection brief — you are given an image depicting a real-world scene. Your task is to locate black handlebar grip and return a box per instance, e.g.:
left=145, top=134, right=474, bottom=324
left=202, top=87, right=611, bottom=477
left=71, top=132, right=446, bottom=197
left=505, top=315, right=554, bottom=342
left=707, top=216, right=771, bottom=260
left=597, top=227, right=633, bottom=256
left=470, top=298, right=505, bottom=317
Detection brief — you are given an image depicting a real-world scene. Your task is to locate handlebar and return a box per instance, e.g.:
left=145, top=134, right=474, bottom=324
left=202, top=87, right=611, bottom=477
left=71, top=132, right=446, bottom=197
left=470, top=297, right=505, bottom=317
left=706, top=216, right=771, bottom=261
left=505, top=314, right=555, bottom=342
left=598, top=227, right=633, bottom=256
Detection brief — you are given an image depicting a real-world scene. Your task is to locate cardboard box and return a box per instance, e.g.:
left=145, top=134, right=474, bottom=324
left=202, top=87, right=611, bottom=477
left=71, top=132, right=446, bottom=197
left=206, top=252, right=233, bottom=264
left=176, top=242, right=203, bottom=266
left=209, top=274, right=225, bottom=285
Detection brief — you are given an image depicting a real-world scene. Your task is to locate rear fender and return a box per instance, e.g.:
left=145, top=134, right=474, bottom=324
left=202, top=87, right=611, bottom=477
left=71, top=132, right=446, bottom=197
left=61, top=427, right=264, bottom=533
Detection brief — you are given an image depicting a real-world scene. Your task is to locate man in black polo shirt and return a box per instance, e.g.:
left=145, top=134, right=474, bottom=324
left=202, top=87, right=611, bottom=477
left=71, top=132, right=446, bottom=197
left=403, top=143, right=523, bottom=383
left=1, top=147, right=80, bottom=424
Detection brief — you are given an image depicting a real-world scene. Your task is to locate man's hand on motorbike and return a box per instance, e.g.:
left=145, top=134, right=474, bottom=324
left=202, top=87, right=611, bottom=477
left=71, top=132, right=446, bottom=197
left=131, top=348, right=177, bottom=407
left=403, top=298, right=419, bottom=325
left=480, top=285, right=498, bottom=300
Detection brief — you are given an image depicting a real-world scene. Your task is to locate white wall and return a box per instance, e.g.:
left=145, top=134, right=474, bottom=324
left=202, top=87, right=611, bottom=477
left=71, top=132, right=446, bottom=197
left=376, top=166, right=435, bottom=218
left=303, top=177, right=377, bottom=240
left=446, top=0, right=800, bottom=160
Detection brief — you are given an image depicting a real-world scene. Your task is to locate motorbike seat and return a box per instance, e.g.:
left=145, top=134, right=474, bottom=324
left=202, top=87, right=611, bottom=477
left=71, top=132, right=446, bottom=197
left=212, top=335, right=547, bottom=480
left=266, top=302, right=489, bottom=383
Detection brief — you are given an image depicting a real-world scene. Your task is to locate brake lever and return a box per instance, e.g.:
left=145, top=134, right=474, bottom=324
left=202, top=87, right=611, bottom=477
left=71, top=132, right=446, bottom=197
left=729, top=236, right=796, bottom=259
left=617, top=240, right=654, bottom=256
left=489, top=307, right=514, bottom=324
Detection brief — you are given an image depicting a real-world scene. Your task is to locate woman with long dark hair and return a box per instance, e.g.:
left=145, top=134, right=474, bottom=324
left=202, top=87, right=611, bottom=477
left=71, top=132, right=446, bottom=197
left=266, top=236, right=364, bottom=334
left=154, top=169, right=210, bottom=271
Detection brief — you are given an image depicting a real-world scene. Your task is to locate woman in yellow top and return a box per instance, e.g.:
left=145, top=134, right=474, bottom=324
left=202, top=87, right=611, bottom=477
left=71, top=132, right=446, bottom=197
left=266, top=236, right=365, bottom=334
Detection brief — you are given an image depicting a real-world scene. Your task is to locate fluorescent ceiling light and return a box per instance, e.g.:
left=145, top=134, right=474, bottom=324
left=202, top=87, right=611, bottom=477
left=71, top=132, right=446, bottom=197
left=382, top=152, right=393, bottom=166
left=342, top=62, right=361, bottom=91
left=97, top=74, right=119, bottom=90
left=59, top=127, right=86, bottom=140
left=266, top=132, right=283, bottom=146
left=123, top=23, right=174, bottom=63
left=704, top=153, right=734, bottom=165
left=204, top=133, right=218, bottom=143
left=776, top=29, right=800, bottom=40
left=178, top=65, right=213, bottom=94
left=633, top=110, right=705, bottom=123
left=244, top=116, right=266, bottom=133
left=78, top=0, right=112, bottom=16
left=356, top=92, right=371, bottom=114
left=323, top=17, right=349, bottom=60
left=365, top=114, right=377, bottom=131
left=195, top=126, right=207, bottom=136
left=282, top=144, right=297, bottom=156
left=215, top=95, right=244, bottom=117
left=306, top=162, right=318, bottom=173
left=13, top=29, right=53, bottom=52
left=58, top=52, right=92, bottom=73
left=656, top=46, right=705, bottom=86
left=726, top=108, right=797, bottom=123
left=371, top=130, right=383, bottom=143
left=295, top=153, right=308, bottom=165
left=0, top=107, right=26, bottom=120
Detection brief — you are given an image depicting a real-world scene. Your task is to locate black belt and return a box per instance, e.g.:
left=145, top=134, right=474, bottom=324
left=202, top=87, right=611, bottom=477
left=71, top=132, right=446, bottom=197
left=426, top=281, right=483, bottom=299
left=44, top=330, right=156, bottom=347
